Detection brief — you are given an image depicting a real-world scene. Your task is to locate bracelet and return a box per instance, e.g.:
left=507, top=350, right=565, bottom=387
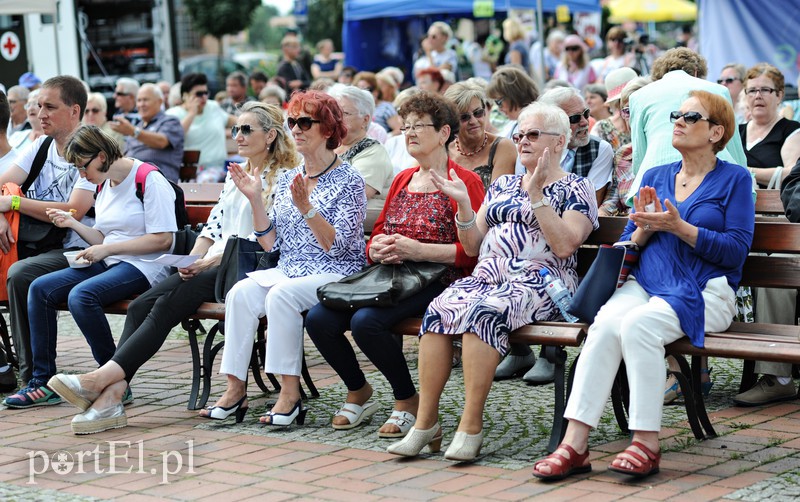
left=10, top=195, right=20, bottom=211
left=253, top=221, right=274, bottom=237
left=455, top=211, right=476, bottom=230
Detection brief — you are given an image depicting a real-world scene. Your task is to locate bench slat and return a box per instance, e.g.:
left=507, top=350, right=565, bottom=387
left=392, top=318, right=587, bottom=347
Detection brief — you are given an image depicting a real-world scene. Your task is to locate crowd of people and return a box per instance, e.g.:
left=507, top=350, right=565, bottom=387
left=0, top=17, right=798, bottom=482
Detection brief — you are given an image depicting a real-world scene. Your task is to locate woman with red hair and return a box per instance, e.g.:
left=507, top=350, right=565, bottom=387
left=416, top=68, right=446, bottom=94
left=200, top=90, right=368, bottom=426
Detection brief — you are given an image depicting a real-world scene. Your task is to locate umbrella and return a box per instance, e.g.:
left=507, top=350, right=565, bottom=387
left=608, top=0, right=697, bottom=23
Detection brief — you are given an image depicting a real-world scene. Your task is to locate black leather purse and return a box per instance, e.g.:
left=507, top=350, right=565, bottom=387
left=214, top=236, right=280, bottom=302
left=317, top=262, right=448, bottom=311
left=568, top=241, right=639, bottom=323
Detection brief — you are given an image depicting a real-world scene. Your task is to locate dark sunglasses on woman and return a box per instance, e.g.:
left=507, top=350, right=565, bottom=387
left=287, top=116, right=320, bottom=131
left=459, top=108, right=486, bottom=123
left=512, top=129, right=560, bottom=144
left=669, top=111, right=718, bottom=125
left=231, top=125, right=258, bottom=138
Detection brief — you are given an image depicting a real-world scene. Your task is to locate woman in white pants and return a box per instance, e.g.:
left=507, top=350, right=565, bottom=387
left=201, top=90, right=367, bottom=426
left=533, top=91, right=755, bottom=480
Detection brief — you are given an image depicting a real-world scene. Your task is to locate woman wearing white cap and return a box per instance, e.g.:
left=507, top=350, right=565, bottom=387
left=590, top=67, right=637, bottom=152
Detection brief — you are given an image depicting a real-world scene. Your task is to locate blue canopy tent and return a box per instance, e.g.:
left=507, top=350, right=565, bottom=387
left=343, top=0, right=601, bottom=78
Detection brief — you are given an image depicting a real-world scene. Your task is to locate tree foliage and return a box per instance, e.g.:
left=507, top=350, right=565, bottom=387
left=184, top=0, right=261, bottom=40
left=305, top=0, right=344, bottom=49
left=248, top=5, right=282, bottom=50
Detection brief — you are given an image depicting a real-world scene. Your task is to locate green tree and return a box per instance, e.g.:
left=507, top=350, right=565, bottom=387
left=305, top=0, right=344, bottom=48
left=184, top=0, right=261, bottom=81
left=248, top=5, right=282, bottom=50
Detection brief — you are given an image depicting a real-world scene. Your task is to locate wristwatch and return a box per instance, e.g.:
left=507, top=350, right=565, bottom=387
left=133, top=126, right=142, bottom=139
left=302, top=207, right=318, bottom=220
left=531, top=196, right=551, bottom=210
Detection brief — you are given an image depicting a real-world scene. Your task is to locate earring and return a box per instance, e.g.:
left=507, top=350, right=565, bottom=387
left=709, top=138, right=713, bottom=142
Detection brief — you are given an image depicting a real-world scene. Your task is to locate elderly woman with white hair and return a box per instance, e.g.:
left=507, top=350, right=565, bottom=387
left=328, top=84, right=394, bottom=208
left=413, top=21, right=459, bottom=79
left=82, top=93, right=125, bottom=150
left=387, top=102, right=598, bottom=461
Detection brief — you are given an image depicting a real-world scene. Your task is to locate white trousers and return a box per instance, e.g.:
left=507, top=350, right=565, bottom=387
left=219, top=269, right=343, bottom=381
left=564, top=276, right=735, bottom=432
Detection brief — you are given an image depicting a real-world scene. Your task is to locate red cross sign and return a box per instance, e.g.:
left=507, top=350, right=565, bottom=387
left=1, top=32, right=21, bottom=62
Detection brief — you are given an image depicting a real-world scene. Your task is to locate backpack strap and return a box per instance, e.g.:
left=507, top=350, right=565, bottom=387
left=134, top=163, right=160, bottom=203
left=21, top=136, right=55, bottom=194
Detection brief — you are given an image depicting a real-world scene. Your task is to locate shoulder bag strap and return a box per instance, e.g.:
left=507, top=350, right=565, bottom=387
left=21, top=136, right=55, bottom=194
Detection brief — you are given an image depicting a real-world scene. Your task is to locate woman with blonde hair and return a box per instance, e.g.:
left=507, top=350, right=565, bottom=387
left=46, top=103, right=298, bottom=432
left=502, top=18, right=529, bottom=69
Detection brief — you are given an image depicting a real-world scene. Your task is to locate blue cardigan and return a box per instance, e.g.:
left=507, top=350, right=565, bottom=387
left=621, top=159, right=754, bottom=347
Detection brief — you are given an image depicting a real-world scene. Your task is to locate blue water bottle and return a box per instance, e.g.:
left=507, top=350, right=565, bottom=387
left=539, top=267, right=579, bottom=323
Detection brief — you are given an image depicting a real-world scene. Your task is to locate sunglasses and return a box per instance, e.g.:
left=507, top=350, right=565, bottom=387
left=669, top=111, right=718, bottom=125
left=494, top=97, right=504, bottom=107
left=512, top=129, right=560, bottom=144
left=231, top=124, right=261, bottom=138
left=287, top=116, right=320, bottom=131
left=78, top=152, right=99, bottom=172
left=565, top=46, right=582, bottom=52
left=85, top=108, right=102, bottom=114
left=620, top=107, right=630, bottom=119
left=194, top=90, right=209, bottom=97
left=459, top=107, right=486, bottom=123
left=114, top=91, right=131, bottom=97
left=610, top=38, right=625, bottom=43
left=568, top=108, right=591, bottom=124
left=716, top=77, right=740, bottom=85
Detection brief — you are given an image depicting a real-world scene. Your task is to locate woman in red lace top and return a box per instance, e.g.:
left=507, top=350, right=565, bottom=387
left=306, top=91, right=484, bottom=439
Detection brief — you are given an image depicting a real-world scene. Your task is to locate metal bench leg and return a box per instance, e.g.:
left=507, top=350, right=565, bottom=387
left=672, top=355, right=709, bottom=440
left=183, top=318, right=203, bottom=410
left=543, top=345, right=568, bottom=453
left=611, top=363, right=630, bottom=434
left=690, top=355, right=717, bottom=438
left=740, top=359, right=757, bottom=393
left=250, top=328, right=274, bottom=395
left=301, top=352, right=319, bottom=398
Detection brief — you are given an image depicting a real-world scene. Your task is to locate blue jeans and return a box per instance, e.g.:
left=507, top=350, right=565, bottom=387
left=28, top=261, right=150, bottom=387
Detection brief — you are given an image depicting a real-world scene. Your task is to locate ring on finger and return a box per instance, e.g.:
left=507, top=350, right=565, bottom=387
left=644, top=224, right=651, bottom=231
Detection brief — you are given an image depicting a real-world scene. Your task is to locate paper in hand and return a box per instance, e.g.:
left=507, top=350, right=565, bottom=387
left=142, top=254, right=201, bottom=268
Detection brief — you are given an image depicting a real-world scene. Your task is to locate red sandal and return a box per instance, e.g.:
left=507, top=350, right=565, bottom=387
left=532, top=443, right=592, bottom=481
left=608, top=441, right=661, bottom=478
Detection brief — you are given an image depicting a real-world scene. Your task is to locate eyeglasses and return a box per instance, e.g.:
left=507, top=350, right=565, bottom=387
left=512, top=129, right=560, bottom=144
left=669, top=111, right=718, bottom=125
left=567, top=108, right=591, bottom=124
left=745, top=87, right=777, bottom=96
left=85, top=108, right=102, bottom=114
left=77, top=152, right=99, bottom=172
left=620, top=107, right=630, bottom=119
left=194, top=90, right=209, bottom=98
left=494, top=97, right=504, bottom=107
left=610, top=38, right=625, bottom=43
left=231, top=124, right=261, bottom=138
left=459, top=107, right=486, bottom=123
left=565, top=46, right=582, bottom=52
left=400, top=123, right=435, bottom=135
left=357, top=85, right=374, bottom=92
left=114, top=91, right=131, bottom=97
left=287, top=116, right=320, bottom=131
left=341, top=110, right=360, bottom=118
left=717, top=77, right=741, bottom=85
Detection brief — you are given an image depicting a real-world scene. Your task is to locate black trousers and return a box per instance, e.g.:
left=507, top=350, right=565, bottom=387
left=112, top=268, right=217, bottom=381
left=306, top=281, right=446, bottom=401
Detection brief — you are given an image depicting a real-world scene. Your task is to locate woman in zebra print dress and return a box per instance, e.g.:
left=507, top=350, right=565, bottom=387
left=387, top=102, right=598, bottom=461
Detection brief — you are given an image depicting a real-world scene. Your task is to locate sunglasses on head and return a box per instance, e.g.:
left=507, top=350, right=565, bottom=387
left=568, top=108, right=591, bottom=124
left=716, top=77, right=740, bottom=85
left=287, top=116, right=321, bottom=131
left=669, top=110, right=718, bottom=125
left=512, top=129, right=560, bottom=144
left=459, top=107, right=486, bottom=123
left=194, top=90, right=209, bottom=98
left=231, top=124, right=260, bottom=138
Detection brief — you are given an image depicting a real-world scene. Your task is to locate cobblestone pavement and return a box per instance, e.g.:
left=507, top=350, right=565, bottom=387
left=0, top=313, right=798, bottom=500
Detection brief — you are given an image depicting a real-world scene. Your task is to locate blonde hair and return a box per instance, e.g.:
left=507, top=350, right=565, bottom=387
left=239, top=101, right=300, bottom=207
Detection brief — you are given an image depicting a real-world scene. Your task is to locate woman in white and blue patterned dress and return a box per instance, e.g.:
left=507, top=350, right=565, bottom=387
left=388, top=102, right=598, bottom=461
left=203, top=91, right=367, bottom=427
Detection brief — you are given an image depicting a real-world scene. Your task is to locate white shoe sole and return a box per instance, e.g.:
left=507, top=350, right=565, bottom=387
left=49, top=375, right=92, bottom=411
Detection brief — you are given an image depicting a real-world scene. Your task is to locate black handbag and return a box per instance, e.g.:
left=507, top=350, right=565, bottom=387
left=317, top=261, right=448, bottom=311
left=568, top=241, right=640, bottom=323
left=214, top=236, right=280, bottom=302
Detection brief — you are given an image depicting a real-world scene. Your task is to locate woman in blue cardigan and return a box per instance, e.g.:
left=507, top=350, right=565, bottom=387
left=533, top=90, right=755, bottom=481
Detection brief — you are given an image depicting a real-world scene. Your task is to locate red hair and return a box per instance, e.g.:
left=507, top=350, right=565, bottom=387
left=286, top=90, right=347, bottom=150
left=417, top=68, right=445, bottom=92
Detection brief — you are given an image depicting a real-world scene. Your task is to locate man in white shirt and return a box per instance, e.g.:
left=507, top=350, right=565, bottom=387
left=0, top=76, right=96, bottom=396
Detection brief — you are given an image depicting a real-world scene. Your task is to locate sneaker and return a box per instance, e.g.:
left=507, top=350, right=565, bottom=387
left=523, top=357, right=556, bottom=384
left=0, top=366, right=17, bottom=393
left=733, top=375, right=797, bottom=407
left=121, top=386, right=134, bottom=406
left=4, top=385, right=62, bottom=408
left=494, top=352, right=536, bottom=380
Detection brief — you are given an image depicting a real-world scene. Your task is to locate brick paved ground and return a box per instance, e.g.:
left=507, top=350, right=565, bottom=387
left=0, top=313, right=798, bottom=500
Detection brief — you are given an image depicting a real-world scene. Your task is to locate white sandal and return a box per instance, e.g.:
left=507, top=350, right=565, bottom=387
left=332, top=401, right=378, bottom=430
left=378, top=410, right=416, bottom=438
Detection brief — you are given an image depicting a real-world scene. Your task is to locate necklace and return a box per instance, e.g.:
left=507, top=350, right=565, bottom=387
left=456, top=133, right=488, bottom=157
left=305, top=154, right=337, bottom=179
left=679, top=170, right=705, bottom=187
